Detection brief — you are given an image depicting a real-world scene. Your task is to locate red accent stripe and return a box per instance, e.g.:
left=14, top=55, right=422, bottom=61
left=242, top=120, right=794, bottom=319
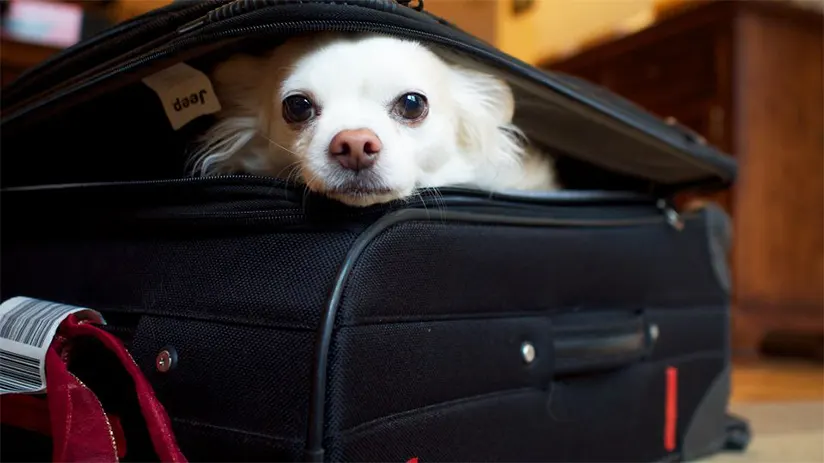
left=665, top=366, right=678, bottom=452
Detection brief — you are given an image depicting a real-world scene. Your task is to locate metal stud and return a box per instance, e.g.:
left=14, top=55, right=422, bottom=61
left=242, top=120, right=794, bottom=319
left=649, top=324, right=660, bottom=343
left=521, top=341, right=536, bottom=364
left=665, top=208, right=685, bottom=231
left=156, top=346, right=177, bottom=373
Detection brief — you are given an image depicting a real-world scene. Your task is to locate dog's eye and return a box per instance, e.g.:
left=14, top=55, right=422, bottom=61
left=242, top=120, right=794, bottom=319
left=282, top=95, right=316, bottom=123
left=393, top=93, right=428, bottom=121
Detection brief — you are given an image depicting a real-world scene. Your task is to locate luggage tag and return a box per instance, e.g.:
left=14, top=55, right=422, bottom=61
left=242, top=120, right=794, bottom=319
left=0, top=296, right=187, bottom=462
left=0, top=296, right=105, bottom=395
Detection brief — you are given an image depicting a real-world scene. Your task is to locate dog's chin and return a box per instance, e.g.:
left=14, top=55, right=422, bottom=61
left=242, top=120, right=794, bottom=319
left=325, top=189, right=402, bottom=207
left=323, top=180, right=407, bottom=207
left=310, top=175, right=407, bottom=207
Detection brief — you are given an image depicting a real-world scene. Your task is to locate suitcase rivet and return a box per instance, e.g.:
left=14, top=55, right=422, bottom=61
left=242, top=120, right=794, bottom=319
left=649, top=324, right=660, bottom=342
left=665, top=209, right=685, bottom=231
left=521, top=342, right=536, bottom=364
left=156, top=347, right=176, bottom=373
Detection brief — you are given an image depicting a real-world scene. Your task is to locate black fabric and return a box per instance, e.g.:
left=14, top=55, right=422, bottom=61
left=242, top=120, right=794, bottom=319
left=128, top=317, right=315, bottom=461
left=326, top=366, right=666, bottom=462
left=337, top=218, right=726, bottom=324
left=0, top=424, right=53, bottom=462
left=169, top=418, right=305, bottom=462
left=327, top=317, right=554, bottom=431
left=0, top=177, right=740, bottom=462
left=322, top=308, right=729, bottom=461
left=3, top=231, right=356, bottom=330
left=326, top=355, right=727, bottom=462
left=647, top=308, right=728, bottom=361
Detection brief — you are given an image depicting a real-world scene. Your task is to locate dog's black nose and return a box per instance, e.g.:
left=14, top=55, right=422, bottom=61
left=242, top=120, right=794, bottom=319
left=329, top=129, right=382, bottom=172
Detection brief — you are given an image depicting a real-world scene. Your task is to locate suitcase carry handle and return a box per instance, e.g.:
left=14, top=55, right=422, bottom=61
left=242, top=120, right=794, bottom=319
left=552, top=311, right=653, bottom=376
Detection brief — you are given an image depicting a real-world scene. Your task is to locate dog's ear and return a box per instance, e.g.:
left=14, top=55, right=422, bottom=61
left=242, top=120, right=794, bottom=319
left=211, top=54, right=273, bottom=117
left=188, top=54, right=272, bottom=176
left=448, top=65, right=521, bottom=161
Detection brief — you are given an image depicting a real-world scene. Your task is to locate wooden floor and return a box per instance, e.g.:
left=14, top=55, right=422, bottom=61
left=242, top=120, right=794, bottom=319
left=732, top=358, right=824, bottom=402
left=708, top=359, right=824, bottom=463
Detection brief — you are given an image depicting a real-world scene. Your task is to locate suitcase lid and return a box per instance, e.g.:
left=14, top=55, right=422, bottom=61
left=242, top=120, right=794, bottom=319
left=0, top=0, right=736, bottom=195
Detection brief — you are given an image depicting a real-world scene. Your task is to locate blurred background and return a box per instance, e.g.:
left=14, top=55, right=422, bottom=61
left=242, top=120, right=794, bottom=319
left=1, top=0, right=822, bottom=459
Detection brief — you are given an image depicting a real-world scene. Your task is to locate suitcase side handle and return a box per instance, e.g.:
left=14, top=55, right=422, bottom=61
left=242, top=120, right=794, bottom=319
left=552, top=311, right=653, bottom=376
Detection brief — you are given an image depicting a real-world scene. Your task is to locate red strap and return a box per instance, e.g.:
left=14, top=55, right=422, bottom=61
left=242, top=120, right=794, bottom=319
left=0, top=394, right=52, bottom=437
left=0, top=393, right=127, bottom=459
left=2, top=315, right=184, bottom=462
left=46, top=346, right=119, bottom=462
left=664, top=366, right=678, bottom=452
left=57, top=316, right=186, bottom=463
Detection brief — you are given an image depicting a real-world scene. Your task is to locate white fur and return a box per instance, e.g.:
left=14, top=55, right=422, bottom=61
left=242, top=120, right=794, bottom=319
left=189, top=33, right=558, bottom=206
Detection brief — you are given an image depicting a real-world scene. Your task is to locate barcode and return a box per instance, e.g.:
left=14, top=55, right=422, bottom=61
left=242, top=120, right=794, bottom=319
left=0, top=296, right=104, bottom=395
left=0, top=299, right=77, bottom=348
left=0, top=350, right=41, bottom=393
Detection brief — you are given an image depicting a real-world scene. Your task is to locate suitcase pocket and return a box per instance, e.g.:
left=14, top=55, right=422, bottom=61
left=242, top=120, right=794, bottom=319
left=126, top=316, right=316, bottom=461
left=326, top=311, right=656, bottom=435
left=328, top=351, right=726, bottom=463
left=327, top=362, right=670, bottom=462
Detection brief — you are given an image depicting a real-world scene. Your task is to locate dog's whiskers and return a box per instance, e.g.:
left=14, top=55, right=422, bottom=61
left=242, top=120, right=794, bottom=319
left=299, top=170, right=323, bottom=214
left=262, top=134, right=302, bottom=158
left=413, top=189, right=429, bottom=218
left=275, top=161, right=304, bottom=200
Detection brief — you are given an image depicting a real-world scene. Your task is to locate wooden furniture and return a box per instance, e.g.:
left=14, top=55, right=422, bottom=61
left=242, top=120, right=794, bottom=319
left=0, top=0, right=171, bottom=88
left=0, top=37, right=60, bottom=88
left=541, top=1, right=824, bottom=357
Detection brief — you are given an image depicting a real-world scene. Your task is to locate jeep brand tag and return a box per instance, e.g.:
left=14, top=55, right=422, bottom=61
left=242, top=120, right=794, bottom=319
left=142, top=62, right=222, bottom=130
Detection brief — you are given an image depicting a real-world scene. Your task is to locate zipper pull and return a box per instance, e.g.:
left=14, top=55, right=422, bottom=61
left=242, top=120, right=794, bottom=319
left=178, top=0, right=245, bottom=35
left=657, top=199, right=684, bottom=231
left=664, top=116, right=707, bottom=146
left=397, top=0, right=425, bottom=12
left=177, top=18, right=207, bottom=35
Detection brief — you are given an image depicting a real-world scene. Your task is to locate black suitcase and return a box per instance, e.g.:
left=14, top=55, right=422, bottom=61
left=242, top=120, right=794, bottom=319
left=0, top=1, right=750, bottom=461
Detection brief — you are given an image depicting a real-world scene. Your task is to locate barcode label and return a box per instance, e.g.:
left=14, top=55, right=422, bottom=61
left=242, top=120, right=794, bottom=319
left=0, top=296, right=104, bottom=395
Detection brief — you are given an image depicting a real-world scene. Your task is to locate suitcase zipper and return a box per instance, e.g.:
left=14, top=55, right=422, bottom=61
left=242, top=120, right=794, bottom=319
left=3, top=19, right=473, bottom=122
left=4, top=179, right=684, bottom=229
left=3, top=174, right=657, bottom=207
left=657, top=199, right=685, bottom=231
left=0, top=4, right=737, bottom=187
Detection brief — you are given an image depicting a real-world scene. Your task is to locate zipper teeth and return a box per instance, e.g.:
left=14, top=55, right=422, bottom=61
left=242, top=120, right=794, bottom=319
left=32, top=15, right=661, bottom=137
left=210, top=0, right=255, bottom=21
left=4, top=18, right=503, bottom=125
left=2, top=178, right=656, bottom=214
left=0, top=21, right=369, bottom=120
left=206, top=0, right=405, bottom=23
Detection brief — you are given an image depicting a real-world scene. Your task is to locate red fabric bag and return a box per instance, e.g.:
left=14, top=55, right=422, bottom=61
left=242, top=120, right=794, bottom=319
left=1, top=314, right=186, bottom=462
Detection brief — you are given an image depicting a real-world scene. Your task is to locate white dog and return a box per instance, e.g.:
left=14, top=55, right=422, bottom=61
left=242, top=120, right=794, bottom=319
left=189, top=33, right=558, bottom=207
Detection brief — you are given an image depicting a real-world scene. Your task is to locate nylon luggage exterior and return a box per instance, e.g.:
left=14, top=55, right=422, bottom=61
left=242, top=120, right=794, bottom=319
left=0, top=1, right=748, bottom=461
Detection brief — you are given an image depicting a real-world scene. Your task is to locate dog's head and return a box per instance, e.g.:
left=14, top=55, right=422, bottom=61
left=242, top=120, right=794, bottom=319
left=194, top=33, right=521, bottom=206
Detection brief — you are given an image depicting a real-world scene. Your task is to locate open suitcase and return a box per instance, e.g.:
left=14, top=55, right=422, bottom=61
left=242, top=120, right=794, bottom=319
left=0, top=1, right=750, bottom=461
